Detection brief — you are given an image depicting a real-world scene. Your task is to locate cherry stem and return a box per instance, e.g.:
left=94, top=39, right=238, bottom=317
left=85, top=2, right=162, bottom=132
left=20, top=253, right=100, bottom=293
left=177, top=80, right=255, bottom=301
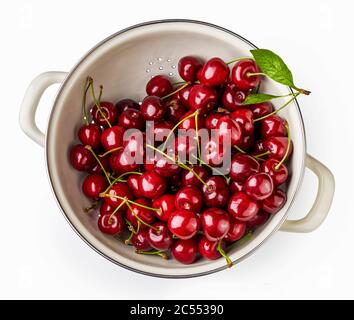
left=226, top=57, right=253, bottom=65
left=98, top=85, right=103, bottom=102
left=82, top=77, right=91, bottom=125
left=254, top=92, right=300, bottom=122
left=102, top=171, right=142, bottom=195
left=125, top=202, right=159, bottom=231
left=135, top=249, right=168, bottom=259
left=99, top=146, right=123, bottom=157
left=194, top=111, right=201, bottom=165
left=233, top=145, right=246, bottom=154
left=191, top=155, right=230, bottom=184
left=83, top=201, right=99, bottom=213
left=109, top=198, right=127, bottom=222
left=161, top=81, right=191, bottom=101
left=275, top=124, right=291, bottom=170
left=124, top=220, right=140, bottom=245
left=88, top=77, right=112, bottom=128
left=217, top=240, right=233, bottom=268
left=254, top=151, right=270, bottom=160
left=246, top=72, right=266, bottom=78
left=85, top=145, right=111, bottom=184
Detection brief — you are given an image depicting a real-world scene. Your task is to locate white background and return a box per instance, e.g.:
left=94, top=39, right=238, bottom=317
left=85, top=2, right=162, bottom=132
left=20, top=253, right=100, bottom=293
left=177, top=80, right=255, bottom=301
left=1, top=0, right=353, bottom=299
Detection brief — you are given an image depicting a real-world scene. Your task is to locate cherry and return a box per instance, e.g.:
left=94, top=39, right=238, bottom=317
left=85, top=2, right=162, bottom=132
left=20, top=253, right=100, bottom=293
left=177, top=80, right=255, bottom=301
left=98, top=213, right=124, bottom=235
left=198, top=237, right=224, bottom=260
left=152, top=194, right=176, bottom=222
left=170, top=136, right=197, bottom=161
left=78, top=124, right=101, bottom=149
left=153, top=153, right=180, bottom=177
left=126, top=198, right=155, bottom=229
left=261, top=158, right=288, bottom=186
left=227, top=192, right=259, bottom=221
left=138, top=171, right=167, bottom=199
left=82, top=174, right=107, bottom=199
left=171, top=238, right=198, bottom=264
left=199, top=57, right=229, bottom=87
left=260, top=115, right=287, bottom=138
left=100, top=126, right=124, bottom=151
left=202, top=176, right=229, bottom=208
left=168, top=209, right=200, bottom=239
left=165, top=98, right=187, bottom=123
left=247, top=210, right=269, bottom=228
left=265, top=136, right=292, bottom=161
left=148, top=121, right=173, bottom=143
left=146, top=75, right=173, bottom=98
left=91, top=101, right=118, bottom=127
left=109, top=149, right=140, bottom=173
left=181, top=166, right=210, bottom=188
left=230, top=180, right=245, bottom=193
left=229, top=154, right=260, bottom=182
left=188, top=84, right=218, bottom=114
left=89, top=154, right=110, bottom=174
left=100, top=201, right=115, bottom=216
left=261, top=189, right=286, bottom=214
left=254, top=139, right=266, bottom=154
left=122, top=131, right=145, bottom=159
left=205, top=112, right=224, bottom=130
left=118, top=108, right=144, bottom=129
left=115, top=98, right=139, bottom=114
left=140, top=96, right=166, bottom=121
left=70, top=144, right=95, bottom=171
left=177, top=84, right=192, bottom=108
left=231, top=109, right=254, bottom=135
left=245, top=172, right=274, bottom=201
left=104, top=182, right=133, bottom=209
left=201, top=208, right=230, bottom=241
left=127, top=174, right=143, bottom=198
left=231, top=59, right=261, bottom=91
left=216, top=115, right=242, bottom=146
left=148, top=222, right=173, bottom=250
left=222, top=82, right=247, bottom=111
left=131, top=229, right=152, bottom=250
left=250, top=102, right=274, bottom=118
left=203, top=138, right=225, bottom=166
left=177, top=110, right=205, bottom=131
left=178, top=56, right=203, bottom=82
left=224, top=219, right=246, bottom=242
left=175, top=186, right=203, bottom=212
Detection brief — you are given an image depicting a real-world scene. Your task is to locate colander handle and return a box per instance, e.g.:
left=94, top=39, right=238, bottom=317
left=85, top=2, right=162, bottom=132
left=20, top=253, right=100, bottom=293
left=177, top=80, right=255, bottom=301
left=280, top=154, right=335, bottom=233
left=19, top=71, right=68, bottom=147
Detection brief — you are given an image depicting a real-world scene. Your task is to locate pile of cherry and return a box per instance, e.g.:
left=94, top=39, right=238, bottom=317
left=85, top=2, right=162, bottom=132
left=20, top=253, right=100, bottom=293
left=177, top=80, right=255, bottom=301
left=70, top=56, right=291, bottom=266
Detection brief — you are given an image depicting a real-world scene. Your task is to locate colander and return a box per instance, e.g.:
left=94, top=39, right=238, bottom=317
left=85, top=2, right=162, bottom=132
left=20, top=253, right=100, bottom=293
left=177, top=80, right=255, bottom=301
left=19, top=19, right=335, bottom=278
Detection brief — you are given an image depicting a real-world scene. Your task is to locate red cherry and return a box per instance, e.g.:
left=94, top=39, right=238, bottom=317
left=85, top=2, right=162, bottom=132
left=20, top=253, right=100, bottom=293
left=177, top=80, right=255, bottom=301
left=231, top=59, right=261, bottom=91
left=131, top=229, right=152, bottom=251
left=201, top=208, right=230, bottom=241
left=140, top=96, right=166, bottom=121
left=168, top=210, right=200, bottom=240
left=126, top=198, right=155, bottom=229
left=91, top=101, right=118, bottom=127
left=188, top=84, right=218, bottom=114
left=199, top=57, right=229, bottom=87
left=198, top=237, right=224, bottom=260
left=205, top=112, right=224, bottom=130
left=238, top=134, right=255, bottom=151
left=152, top=153, right=180, bottom=177
left=89, top=154, right=110, bottom=174
left=70, top=144, right=95, bottom=171
left=224, top=219, right=246, bottom=242
left=118, top=108, right=144, bottom=129
left=177, top=84, right=192, bottom=108
left=250, top=102, right=274, bottom=118
left=100, top=126, right=124, bottom=151
left=148, top=222, right=173, bottom=250
left=115, top=98, right=139, bottom=114
left=104, top=182, right=133, bottom=209
left=230, top=154, right=260, bottom=182
left=247, top=210, right=269, bottom=228
left=152, top=194, right=176, bottom=222
left=127, top=174, right=143, bottom=198
left=265, top=136, right=292, bottom=161
left=178, top=56, right=203, bottom=82
left=202, top=176, right=229, bottom=208
left=262, top=189, right=286, bottom=214
left=245, top=173, right=274, bottom=201
left=78, top=124, right=101, bottom=149
left=216, top=115, right=242, bottom=146
left=177, top=110, right=205, bottom=131
left=171, top=238, right=198, bottom=264
left=181, top=166, right=210, bottom=188
left=100, top=201, right=115, bottom=215
left=203, top=138, right=225, bottom=166
left=260, top=115, right=287, bottom=138
left=165, top=98, right=187, bottom=123
left=230, top=181, right=245, bottom=193
left=147, top=120, right=173, bottom=143
left=227, top=192, right=259, bottom=221
left=109, top=149, right=140, bottom=174
left=122, top=132, right=145, bottom=159
left=230, top=109, right=254, bottom=135
left=82, top=174, right=107, bottom=199
left=261, top=158, right=288, bottom=186
left=146, top=75, right=173, bottom=98
left=175, top=186, right=203, bottom=212
left=169, top=136, right=197, bottom=163
left=254, top=139, right=266, bottom=154
left=98, top=213, right=124, bottom=235
left=222, top=83, right=247, bottom=111
left=138, top=171, right=167, bottom=199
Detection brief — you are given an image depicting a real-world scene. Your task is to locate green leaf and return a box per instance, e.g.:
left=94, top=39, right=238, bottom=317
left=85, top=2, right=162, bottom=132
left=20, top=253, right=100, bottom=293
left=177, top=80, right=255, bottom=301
left=250, top=49, right=295, bottom=87
left=243, top=93, right=281, bottom=105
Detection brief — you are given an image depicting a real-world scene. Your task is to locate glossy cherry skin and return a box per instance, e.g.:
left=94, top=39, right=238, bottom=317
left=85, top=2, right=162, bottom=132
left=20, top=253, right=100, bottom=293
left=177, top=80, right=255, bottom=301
left=222, top=83, right=248, bottom=111
left=91, top=101, right=118, bottom=127
left=230, top=181, right=245, bottom=193
left=201, top=208, right=230, bottom=241
left=126, top=198, right=156, bottom=229
left=227, top=192, right=259, bottom=221
left=104, top=182, right=133, bottom=209
left=260, top=115, right=287, bottom=138
left=216, top=115, right=242, bottom=146
left=202, top=176, right=229, bottom=208
left=181, top=166, right=210, bottom=188
left=203, top=138, right=225, bottom=166
left=254, top=139, right=266, bottom=154
left=131, top=229, right=152, bottom=251
left=250, top=102, right=274, bottom=118
left=171, top=238, right=198, bottom=264
left=118, top=108, right=144, bottom=129
left=98, top=213, right=124, bottom=235
left=199, top=57, right=229, bottom=87
left=198, top=237, right=224, bottom=260
left=224, top=219, right=246, bottom=242
left=247, top=210, right=269, bottom=228
left=165, top=98, right=187, bottom=123
left=175, top=186, right=203, bottom=212
left=188, top=84, right=218, bottom=114
left=89, top=154, right=110, bottom=175
left=82, top=174, right=107, bottom=199
left=265, top=136, right=292, bottom=161
left=168, top=209, right=200, bottom=240
left=230, top=154, right=260, bottom=182
left=177, top=110, right=205, bottom=131
left=100, top=201, right=115, bottom=216
left=148, top=222, right=173, bottom=250
left=70, top=144, right=95, bottom=171
left=152, top=194, right=176, bottom=222
left=178, top=84, right=192, bottom=108
left=152, top=153, right=180, bottom=177
left=205, top=112, right=224, bottom=130
left=146, top=75, right=173, bottom=98
left=147, top=120, right=173, bottom=143
left=78, top=124, right=101, bottom=149
left=115, top=98, right=139, bottom=114
left=231, top=109, right=254, bottom=135
left=178, top=56, right=203, bottom=82
left=261, top=158, right=288, bottom=186
left=127, top=174, right=143, bottom=198
left=245, top=172, right=274, bottom=201
left=231, top=59, right=261, bottom=91
left=262, top=189, right=286, bottom=214
left=138, top=171, right=167, bottom=199
left=140, top=96, right=166, bottom=121
left=100, top=126, right=124, bottom=151
left=109, top=149, right=140, bottom=173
